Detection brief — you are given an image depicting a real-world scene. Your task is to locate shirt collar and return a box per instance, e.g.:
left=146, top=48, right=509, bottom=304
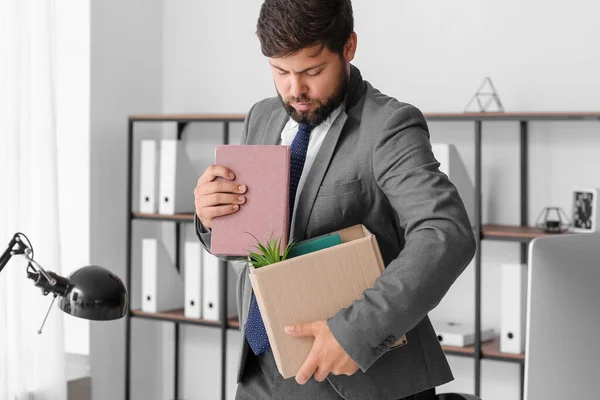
left=288, top=105, right=344, bottom=130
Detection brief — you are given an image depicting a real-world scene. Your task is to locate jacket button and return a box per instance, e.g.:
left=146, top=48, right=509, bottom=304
left=378, top=344, right=386, bottom=353
left=388, top=335, right=396, bottom=343
left=372, top=348, right=381, bottom=356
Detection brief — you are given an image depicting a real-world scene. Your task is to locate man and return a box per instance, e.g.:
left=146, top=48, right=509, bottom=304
left=194, top=0, right=476, bottom=399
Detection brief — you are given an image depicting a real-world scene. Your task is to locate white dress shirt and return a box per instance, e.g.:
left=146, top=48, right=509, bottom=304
left=280, top=106, right=343, bottom=237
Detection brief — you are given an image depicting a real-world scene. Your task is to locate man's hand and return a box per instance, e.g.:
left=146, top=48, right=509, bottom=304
left=285, top=320, right=359, bottom=385
left=194, top=165, right=247, bottom=228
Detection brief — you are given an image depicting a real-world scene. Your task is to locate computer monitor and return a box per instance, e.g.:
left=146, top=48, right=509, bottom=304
left=525, top=232, right=600, bottom=399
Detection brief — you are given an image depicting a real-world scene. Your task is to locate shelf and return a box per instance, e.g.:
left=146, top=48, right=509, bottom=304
left=128, top=112, right=600, bottom=124
left=130, top=217, right=568, bottom=243
left=424, top=112, right=600, bottom=122
left=227, top=317, right=240, bottom=330
left=443, top=338, right=525, bottom=364
left=482, top=224, right=571, bottom=242
left=129, top=114, right=246, bottom=122
left=130, top=308, right=220, bottom=327
left=130, top=309, right=241, bottom=329
left=131, top=212, right=195, bottom=223
left=131, top=311, right=523, bottom=364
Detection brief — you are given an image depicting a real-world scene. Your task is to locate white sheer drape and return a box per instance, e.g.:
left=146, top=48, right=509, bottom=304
left=0, top=0, right=67, bottom=399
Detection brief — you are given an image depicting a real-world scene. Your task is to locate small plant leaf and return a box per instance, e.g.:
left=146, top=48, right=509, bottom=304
left=245, top=231, right=296, bottom=268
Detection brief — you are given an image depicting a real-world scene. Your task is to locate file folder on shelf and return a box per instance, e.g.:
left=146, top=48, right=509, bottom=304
left=139, top=140, right=158, bottom=213
left=211, top=145, right=290, bottom=256
left=431, top=143, right=475, bottom=227
left=141, top=238, right=184, bottom=313
left=500, top=263, right=528, bottom=354
left=158, top=139, right=198, bottom=215
left=201, top=247, right=237, bottom=322
left=184, top=242, right=203, bottom=319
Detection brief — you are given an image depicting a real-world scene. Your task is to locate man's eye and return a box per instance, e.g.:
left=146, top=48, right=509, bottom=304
left=278, top=71, right=289, bottom=76
left=307, top=70, right=322, bottom=76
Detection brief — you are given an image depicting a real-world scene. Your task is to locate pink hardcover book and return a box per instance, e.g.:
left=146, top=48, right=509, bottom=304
left=211, top=145, right=291, bottom=256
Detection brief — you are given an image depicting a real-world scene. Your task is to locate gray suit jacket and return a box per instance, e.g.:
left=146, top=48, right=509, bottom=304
left=196, top=65, right=476, bottom=400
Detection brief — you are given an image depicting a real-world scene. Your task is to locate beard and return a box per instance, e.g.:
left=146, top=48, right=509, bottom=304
left=277, top=63, right=349, bottom=127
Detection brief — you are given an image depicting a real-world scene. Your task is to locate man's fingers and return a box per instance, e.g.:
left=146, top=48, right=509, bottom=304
left=196, top=192, right=246, bottom=208
left=197, top=204, right=240, bottom=221
left=285, top=322, right=315, bottom=337
left=313, top=366, right=330, bottom=382
left=295, top=357, right=319, bottom=385
left=196, top=180, right=247, bottom=196
left=198, top=165, right=236, bottom=185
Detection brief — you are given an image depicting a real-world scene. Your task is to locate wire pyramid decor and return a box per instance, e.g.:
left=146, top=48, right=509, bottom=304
left=464, top=77, right=505, bottom=113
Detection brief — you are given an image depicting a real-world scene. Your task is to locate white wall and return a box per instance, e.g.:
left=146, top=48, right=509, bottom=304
left=90, top=1, right=164, bottom=399
left=158, top=1, right=600, bottom=400
left=56, top=0, right=91, bottom=356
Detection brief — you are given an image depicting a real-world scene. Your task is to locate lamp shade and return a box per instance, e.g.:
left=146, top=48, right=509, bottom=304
left=58, top=265, right=128, bottom=320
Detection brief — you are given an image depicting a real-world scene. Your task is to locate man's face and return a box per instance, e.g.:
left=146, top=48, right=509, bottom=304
left=269, top=35, right=357, bottom=126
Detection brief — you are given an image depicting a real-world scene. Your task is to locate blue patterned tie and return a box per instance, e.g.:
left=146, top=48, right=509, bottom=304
left=245, top=123, right=314, bottom=356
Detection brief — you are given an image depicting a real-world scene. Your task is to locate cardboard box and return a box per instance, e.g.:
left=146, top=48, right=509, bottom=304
left=248, top=224, right=407, bottom=379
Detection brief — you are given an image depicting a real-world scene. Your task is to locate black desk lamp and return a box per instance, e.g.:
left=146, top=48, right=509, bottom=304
left=0, top=232, right=128, bottom=331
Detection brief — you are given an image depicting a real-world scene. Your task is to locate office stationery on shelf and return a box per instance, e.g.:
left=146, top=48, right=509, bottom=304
left=158, top=139, right=198, bottom=215
left=139, top=139, right=159, bottom=213
left=434, top=321, right=494, bottom=347
left=248, top=224, right=407, bottom=379
left=211, top=145, right=291, bottom=256
left=201, top=247, right=237, bottom=321
left=431, top=143, right=475, bottom=227
left=141, top=238, right=184, bottom=313
left=500, top=263, right=528, bottom=354
left=184, top=241, right=203, bottom=319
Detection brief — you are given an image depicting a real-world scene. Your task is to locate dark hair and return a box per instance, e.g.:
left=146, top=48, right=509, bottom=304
left=257, top=0, right=354, bottom=58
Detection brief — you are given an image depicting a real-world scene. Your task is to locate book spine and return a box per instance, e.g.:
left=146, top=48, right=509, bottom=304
left=282, top=146, right=291, bottom=252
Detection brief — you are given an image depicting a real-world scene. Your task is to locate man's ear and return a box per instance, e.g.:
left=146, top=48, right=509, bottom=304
left=344, top=32, right=358, bottom=62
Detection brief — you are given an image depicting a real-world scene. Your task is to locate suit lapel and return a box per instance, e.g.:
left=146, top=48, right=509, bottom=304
left=293, top=111, right=348, bottom=241
left=292, top=64, right=365, bottom=241
left=260, top=108, right=288, bottom=145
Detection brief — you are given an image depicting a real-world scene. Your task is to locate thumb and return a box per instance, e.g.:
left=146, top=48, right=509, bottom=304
left=285, top=322, right=315, bottom=337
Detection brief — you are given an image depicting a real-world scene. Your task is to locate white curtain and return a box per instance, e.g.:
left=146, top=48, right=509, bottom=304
left=0, top=0, right=67, bottom=399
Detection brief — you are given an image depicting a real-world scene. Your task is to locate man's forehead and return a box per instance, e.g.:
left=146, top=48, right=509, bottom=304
left=268, top=46, right=334, bottom=71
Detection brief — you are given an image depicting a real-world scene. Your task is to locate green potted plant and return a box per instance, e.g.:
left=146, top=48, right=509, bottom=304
left=247, top=233, right=296, bottom=268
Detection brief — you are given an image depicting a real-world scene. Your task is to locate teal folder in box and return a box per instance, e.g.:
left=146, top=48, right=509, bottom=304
left=287, top=233, right=342, bottom=259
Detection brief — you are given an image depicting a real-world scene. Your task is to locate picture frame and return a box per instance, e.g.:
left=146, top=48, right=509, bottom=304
left=570, top=188, right=600, bottom=233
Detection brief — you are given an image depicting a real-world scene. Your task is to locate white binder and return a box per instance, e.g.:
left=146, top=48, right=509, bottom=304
left=139, top=140, right=158, bottom=213
left=158, top=139, right=198, bottom=215
left=434, top=321, right=494, bottom=347
left=501, top=263, right=528, bottom=354
left=431, top=143, right=475, bottom=227
left=184, top=241, right=203, bottom=319
left=201, top=248, right=237, bottom=322
left=141, top=238, right=184, bottom=313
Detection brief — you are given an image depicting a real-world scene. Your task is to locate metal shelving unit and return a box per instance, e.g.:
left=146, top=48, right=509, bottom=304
left=125, top=115, right=245, bottom=400
left=426, top=111, right=600, bottom=399
left=124, top=111, right=600, bottom=400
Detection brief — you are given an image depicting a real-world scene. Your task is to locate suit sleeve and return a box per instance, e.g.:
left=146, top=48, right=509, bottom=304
left=326, top=104, right=476, bottom=372
left=195, top=103, right=256, bottom=263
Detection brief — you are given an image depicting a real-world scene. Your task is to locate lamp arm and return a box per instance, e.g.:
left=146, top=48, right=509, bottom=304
left=0, top=233, right=28, bottom=274
left=1, top=233, right=69, bottom=296
left=23, top=253, right=57, bottom=286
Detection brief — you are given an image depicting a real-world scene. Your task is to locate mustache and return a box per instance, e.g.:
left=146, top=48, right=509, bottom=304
left=284, top=95, right=320, bottom=105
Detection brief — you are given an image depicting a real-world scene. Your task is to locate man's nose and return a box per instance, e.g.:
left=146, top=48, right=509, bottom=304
left=289, top=75, right=308, bottom=99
